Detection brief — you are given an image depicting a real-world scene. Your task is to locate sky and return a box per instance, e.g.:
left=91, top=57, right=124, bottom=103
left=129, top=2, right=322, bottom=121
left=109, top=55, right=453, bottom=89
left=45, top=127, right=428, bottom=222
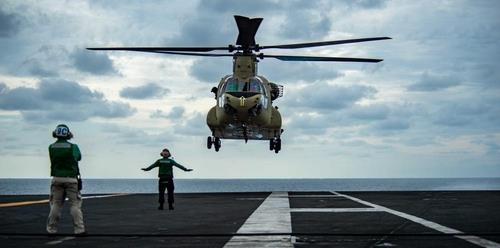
left=0, top=0, right=499, bottom=179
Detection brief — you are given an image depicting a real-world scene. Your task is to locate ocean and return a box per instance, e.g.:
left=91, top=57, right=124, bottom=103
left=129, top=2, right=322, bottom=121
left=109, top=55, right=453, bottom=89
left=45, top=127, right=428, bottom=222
left=1, top=178, right=500, bottom=195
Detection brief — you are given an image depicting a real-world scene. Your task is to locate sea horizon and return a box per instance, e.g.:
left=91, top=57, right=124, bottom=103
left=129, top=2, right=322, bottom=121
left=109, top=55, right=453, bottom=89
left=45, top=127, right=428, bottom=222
left=1, top=178, right=500, bottom=195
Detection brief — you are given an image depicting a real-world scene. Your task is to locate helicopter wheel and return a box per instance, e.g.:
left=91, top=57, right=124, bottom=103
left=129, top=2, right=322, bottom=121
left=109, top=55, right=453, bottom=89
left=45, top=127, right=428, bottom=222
left=214, top=137, right=221, bottom=152
left=274, top=138, right=281, bottom=154
left=269, top=139, right=275, bottom=150
left=207, top=136, right=213, bottom=149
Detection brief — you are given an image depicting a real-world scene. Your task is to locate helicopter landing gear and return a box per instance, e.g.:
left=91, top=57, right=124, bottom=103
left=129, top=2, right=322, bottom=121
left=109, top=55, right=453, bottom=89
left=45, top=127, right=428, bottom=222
left=207, top=136, right=212, bottom=149
left=269, top=137, right=281, bottom=153
left=207, top=136, right=222, bottom=152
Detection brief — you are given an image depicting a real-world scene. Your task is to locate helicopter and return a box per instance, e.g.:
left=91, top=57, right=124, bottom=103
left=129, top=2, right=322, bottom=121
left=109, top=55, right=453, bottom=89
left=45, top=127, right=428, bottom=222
left=88, top=15, right=390, bottom=153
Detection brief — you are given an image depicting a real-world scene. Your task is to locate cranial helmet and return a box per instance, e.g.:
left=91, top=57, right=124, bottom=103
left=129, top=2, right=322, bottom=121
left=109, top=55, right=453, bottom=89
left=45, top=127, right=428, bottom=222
left=52, top=124, right=73, bottom=139
left=160, top=148, right=170, bottom=157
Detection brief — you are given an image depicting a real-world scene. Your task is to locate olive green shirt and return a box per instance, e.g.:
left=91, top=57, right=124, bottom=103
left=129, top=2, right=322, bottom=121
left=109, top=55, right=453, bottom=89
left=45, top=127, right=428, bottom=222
left=144, top=157, right=188, bottom=178
left=49, top=139, right=81, bottom=178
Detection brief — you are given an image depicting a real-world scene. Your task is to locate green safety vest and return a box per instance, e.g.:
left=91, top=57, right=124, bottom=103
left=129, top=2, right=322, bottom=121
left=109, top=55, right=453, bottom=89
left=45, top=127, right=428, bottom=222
left=49, top=139, right=81, bottom=178
left=144, top=157, right=188, bottom=178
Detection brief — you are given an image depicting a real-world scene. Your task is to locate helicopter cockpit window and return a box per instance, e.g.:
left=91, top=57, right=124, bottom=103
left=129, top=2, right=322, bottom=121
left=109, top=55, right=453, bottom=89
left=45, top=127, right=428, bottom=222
left=225, top=78, right=239, bottom=92
left=222, top=77, right=265, bottom=94
left=247, top=78, right=262, bottom=93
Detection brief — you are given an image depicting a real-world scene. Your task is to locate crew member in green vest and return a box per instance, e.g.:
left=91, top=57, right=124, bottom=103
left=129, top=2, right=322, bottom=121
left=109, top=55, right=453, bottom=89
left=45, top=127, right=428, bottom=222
left=142, top=148, right=193, bottom=210
left=46, top=124, right=85, bottom=235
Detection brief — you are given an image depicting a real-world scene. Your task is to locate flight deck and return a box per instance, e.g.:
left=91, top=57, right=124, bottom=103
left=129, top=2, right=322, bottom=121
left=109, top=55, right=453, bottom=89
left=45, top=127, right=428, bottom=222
left=1, top=191, right=499, bottom=247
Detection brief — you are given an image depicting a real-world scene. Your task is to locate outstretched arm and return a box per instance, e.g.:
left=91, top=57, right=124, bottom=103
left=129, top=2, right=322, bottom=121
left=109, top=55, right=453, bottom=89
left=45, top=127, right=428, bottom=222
left=141, top=161, right=158, bottom=171
left=172, top=160, right=193, bottom=172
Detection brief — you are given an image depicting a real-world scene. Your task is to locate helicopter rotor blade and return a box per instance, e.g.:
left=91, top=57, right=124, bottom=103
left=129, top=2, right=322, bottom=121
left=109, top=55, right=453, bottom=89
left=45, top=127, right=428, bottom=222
left=86, top=46, right=232, bottom=52
left=234, top=15, right=263, bottom=50
left=260, top=37, right=391, bottom=50
left=144, top=51, right=235, bottom=57
left=261, top=54, right=383, bottom=63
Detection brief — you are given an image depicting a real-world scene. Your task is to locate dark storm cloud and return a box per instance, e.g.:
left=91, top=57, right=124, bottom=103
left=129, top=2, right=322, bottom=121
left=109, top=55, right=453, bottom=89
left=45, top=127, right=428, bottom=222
left=285, top=83, right=377, bottom=111
left=407, top=73, right=460, bottom=92
left=71, top=49, right=117, bottom=75
left=0, top=79, right=136, bottom=122
left=0, top=7, right=21, bottom=38
left=120, top=83, right=170, bottom=99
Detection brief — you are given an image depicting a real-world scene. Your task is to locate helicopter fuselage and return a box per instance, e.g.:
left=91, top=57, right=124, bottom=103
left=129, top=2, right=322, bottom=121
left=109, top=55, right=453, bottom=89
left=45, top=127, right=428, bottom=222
left=206, top=55, right=282, bottom=140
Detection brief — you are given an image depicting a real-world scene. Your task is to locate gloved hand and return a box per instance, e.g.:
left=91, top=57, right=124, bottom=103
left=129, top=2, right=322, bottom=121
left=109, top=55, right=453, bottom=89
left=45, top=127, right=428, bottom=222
left=186, top=169, right=193, bottom=172
left=141, top=168, right=147, bottom=171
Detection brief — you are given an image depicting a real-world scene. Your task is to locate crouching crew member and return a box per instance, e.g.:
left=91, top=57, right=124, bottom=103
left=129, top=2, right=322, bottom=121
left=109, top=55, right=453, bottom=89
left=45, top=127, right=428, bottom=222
left=46, top=124, right=85, bottom=235
left=142, top=148, right=193, bottom=210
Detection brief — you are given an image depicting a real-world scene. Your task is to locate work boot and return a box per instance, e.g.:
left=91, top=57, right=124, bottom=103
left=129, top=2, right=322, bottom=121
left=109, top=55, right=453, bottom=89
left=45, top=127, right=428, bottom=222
left=168, top=203, right=174, bottom=210
left=158, top=203, right=164, bottom=210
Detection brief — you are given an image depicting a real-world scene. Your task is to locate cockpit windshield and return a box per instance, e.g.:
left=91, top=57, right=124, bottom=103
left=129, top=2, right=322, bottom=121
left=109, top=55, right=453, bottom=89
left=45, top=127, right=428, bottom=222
left=223, top=77, right=264, bottom=94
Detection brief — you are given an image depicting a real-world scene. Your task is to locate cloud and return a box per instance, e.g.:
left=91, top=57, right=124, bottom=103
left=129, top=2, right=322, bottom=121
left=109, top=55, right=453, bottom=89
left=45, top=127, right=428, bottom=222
left=39, top=79, right=104, bottom=104
left=150, top=106, right=185, bottom=119
left=407, top=73, right=460, bottom=91
left=278, top=5, right=332, bottom=40
left=287, top=113, right=331, bottom=135
left=189, top=58, right=232, bottom=83
left=0, top=7, right=21, bottom=38
left=285, top=83, right=377, bottom=111
left=349, top=104, right=389, bottom=120
left=0, top=83, right=44, bottom=110
left=259, top=61, right=344, bottom=83
left=173, top=113, right=207, bottom=136
left=0, top=79, right=136, bottom=122
left=373, top=118, right=410, bottom=131
left=120, top=83, right=170, bottom=99
left=71, top=49, right=117, bottom=75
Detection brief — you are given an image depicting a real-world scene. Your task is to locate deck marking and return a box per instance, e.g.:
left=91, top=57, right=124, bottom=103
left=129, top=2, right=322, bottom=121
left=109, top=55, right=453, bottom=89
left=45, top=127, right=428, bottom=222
left=291, top=207, right=383, bottom=213
left=45, top=236, right=75, bottom=245
left=224, top=191, right=292, bottom=248
left=332, top=191, right=500, bottom=248
left=0, top=194, right=128, bottom=208
left=0, top=199, right=49, bottom=208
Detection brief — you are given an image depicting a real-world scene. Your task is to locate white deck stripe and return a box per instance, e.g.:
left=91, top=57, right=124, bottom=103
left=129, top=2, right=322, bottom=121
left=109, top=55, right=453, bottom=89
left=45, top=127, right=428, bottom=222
left=332, top=191, right=500, bottom=248
left=291, top=207, right=383, bottom=213
left=224, top=192, right=292, bottom=248
left=82, top=194, right=129, bottom=200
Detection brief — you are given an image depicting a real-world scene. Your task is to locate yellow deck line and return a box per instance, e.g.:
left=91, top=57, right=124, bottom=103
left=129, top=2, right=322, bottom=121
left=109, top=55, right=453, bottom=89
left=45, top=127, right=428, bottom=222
left=0, top=199, right=49, bottom=208
left=0, top=194, right=129, bottom=208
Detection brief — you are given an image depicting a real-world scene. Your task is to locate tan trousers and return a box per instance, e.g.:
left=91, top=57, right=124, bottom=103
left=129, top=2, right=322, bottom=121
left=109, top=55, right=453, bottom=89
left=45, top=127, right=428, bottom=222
left=46, top=177, right=85, bottom=234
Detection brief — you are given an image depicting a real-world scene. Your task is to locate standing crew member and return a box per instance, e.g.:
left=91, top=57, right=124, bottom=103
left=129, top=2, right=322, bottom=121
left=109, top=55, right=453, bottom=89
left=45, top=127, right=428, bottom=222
left=142, top=148, right=193, bottom=210
left=46, top=124, right=85, bottom=235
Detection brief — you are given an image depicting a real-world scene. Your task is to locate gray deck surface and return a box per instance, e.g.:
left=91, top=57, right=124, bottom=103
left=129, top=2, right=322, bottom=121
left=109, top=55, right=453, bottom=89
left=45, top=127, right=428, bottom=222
left=1, top=191, right=499, bottom=247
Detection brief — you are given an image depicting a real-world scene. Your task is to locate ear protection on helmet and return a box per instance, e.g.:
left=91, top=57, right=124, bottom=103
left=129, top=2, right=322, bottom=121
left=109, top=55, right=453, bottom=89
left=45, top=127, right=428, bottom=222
left=52, top=124, right=73, bottom=139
